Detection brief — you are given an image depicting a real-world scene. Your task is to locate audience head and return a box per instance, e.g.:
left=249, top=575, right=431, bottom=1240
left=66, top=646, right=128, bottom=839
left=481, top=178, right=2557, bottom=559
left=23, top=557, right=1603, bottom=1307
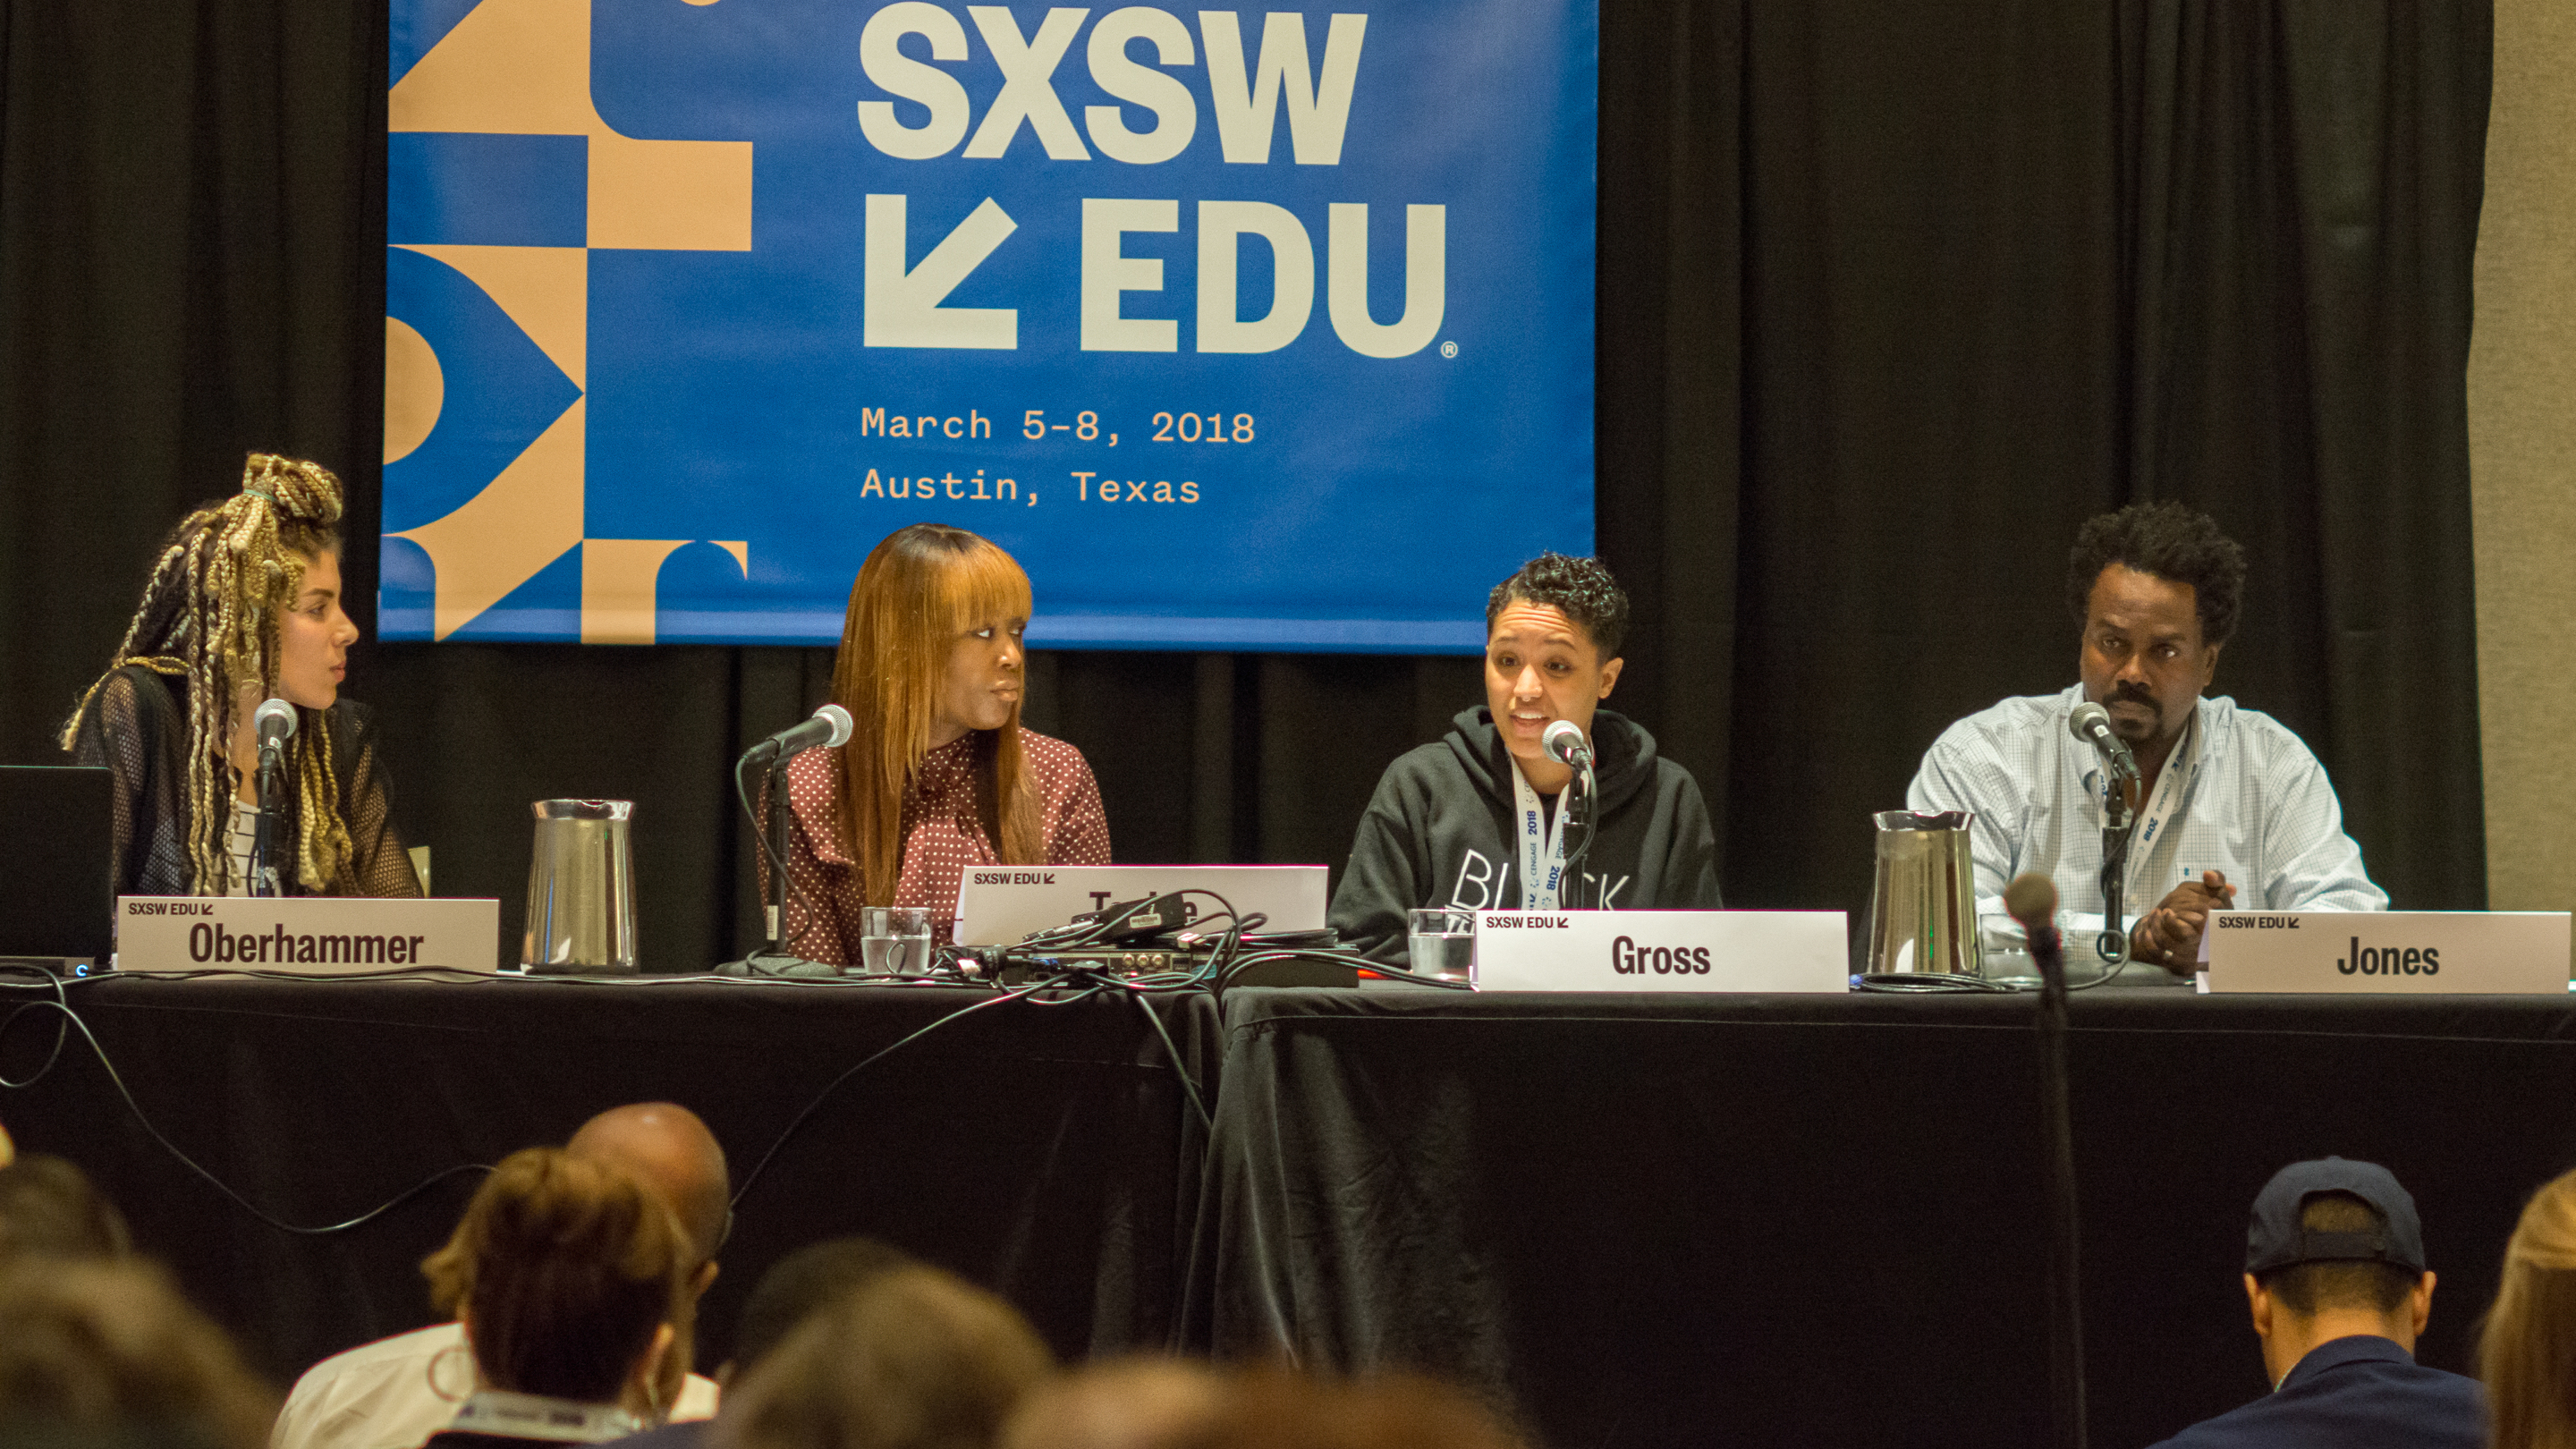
left=716, top=1263, right=1054, bottom=1449
left=421, top=1147, right=693, bottom=1419
left=566, top=1102, right=732, bottom=1271
left=60, top=453, right=358, bottom=894
left=0, top=1257, right=276, bottom=1449
left=998, top=1360, right=1229, bottom=1449
left=2241, top=1158, right=2435, bottom=1385
left=1002, top=1363, right=1527, bottom=1449
left=831, top=524, right=1043, bottom=901
left=728, top=1237, right=915, bottom=1381
left=2480, top=1167, right=2576, bottom=1449
left=0, top=1156, right=132, bottom=1262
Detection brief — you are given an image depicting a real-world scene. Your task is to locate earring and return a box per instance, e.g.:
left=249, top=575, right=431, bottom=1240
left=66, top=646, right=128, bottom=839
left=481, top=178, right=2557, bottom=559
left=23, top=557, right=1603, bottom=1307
left=427, top=1340, right=474, bottom=1402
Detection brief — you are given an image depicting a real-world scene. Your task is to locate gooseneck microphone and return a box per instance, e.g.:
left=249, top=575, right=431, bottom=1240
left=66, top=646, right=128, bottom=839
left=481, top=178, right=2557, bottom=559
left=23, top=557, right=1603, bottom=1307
left=2009, top=869, right=2088, bottom=1449
left=2066, top=701, right=2137, bottom=779
left=743, top=704, right=853, bottom=767
left=250, top=699, right=296, bottom=898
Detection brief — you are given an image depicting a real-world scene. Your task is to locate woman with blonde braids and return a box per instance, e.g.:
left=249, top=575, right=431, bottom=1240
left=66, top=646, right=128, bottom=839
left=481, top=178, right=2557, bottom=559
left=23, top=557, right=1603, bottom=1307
left=61, top=453, right=421, bottom=898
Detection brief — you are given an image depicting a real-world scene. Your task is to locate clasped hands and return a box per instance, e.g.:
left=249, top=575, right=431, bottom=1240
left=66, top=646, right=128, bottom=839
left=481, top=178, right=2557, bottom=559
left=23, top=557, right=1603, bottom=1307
left=2131, top=869, right=2235, bottom=975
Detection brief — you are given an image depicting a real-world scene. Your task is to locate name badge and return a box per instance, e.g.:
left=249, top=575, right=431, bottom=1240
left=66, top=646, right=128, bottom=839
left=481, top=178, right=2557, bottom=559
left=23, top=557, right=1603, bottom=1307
left=1471, top=910, right=1849, bottom=993
left=115, top=896, right=501, bottom=975
left=2202, top=911, right=2570, bottom=995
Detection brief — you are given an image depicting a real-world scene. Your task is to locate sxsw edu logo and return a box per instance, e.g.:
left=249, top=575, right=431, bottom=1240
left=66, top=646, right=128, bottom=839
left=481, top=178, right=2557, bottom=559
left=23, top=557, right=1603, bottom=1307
left=853, top=6, right=1445, bottom=359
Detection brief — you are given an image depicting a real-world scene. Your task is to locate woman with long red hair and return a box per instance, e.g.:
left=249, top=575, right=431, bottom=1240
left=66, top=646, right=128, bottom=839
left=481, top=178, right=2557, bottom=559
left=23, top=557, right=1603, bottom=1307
left=769, top=525, right=1110, bottom=962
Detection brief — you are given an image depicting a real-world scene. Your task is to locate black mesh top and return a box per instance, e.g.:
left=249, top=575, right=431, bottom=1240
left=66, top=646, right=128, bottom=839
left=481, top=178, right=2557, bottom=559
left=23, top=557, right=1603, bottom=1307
left=68, top=665, right=422, bottom=899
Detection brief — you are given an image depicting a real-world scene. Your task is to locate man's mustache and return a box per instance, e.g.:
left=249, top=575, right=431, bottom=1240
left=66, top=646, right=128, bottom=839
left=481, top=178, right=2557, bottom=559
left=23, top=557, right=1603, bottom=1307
left=2110, top=684, right=2157, bottom=708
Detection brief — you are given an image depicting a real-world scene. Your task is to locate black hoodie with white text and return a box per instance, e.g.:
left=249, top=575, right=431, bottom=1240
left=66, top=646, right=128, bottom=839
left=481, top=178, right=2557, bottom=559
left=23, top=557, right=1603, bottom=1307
left=1327, top=707, right=1723, bottom=962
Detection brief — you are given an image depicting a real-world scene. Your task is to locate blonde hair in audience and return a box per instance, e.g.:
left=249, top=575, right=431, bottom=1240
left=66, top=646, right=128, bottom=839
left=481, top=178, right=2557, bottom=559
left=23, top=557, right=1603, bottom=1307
left=59, top=453, right=354, bottom=893
left=831, top=525, right=1042, bottom=905
left=421, top=1148, right=692, bottom=1409
left=2481, top=1167, right=2576, bottom=1449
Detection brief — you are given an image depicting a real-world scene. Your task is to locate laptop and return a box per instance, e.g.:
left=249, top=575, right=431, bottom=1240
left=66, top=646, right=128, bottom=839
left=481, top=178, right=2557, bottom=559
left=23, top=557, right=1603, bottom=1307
left=0, top=765, right=114, bottom=968
left=953, top=864, right=1331, bottom=946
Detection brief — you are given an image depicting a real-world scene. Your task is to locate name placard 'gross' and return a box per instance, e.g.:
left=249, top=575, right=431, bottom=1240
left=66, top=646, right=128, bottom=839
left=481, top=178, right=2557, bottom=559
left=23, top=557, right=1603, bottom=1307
left=115, top=896, right=501, bottom=976
left=1470, top=911, right=1848, bottom=994
left=2202, top=911, right=2570, bottom=995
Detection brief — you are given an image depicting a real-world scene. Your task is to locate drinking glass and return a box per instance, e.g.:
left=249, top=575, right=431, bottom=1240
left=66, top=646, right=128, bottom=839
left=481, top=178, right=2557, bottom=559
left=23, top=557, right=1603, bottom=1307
left=857, top=906, right=933, bottom=977
left=1408, top=907, right=1477, bottom=984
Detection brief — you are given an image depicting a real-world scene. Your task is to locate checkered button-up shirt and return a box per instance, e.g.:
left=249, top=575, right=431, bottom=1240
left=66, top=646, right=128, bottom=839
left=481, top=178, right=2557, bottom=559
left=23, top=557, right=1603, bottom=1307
left=1906, top=683, right=2386, bottom=924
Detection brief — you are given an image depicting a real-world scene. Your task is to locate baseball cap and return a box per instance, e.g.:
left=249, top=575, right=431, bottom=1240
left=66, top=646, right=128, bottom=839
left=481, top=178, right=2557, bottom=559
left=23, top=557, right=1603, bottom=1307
left=2245, top=1157, right=2426, bottom=1275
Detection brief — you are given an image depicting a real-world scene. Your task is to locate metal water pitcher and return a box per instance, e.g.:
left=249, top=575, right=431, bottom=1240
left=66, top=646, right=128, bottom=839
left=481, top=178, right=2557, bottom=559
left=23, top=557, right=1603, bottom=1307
left=1865, top=809, right=1980, bottom=978
left=522, top=800, right=638, bottom=974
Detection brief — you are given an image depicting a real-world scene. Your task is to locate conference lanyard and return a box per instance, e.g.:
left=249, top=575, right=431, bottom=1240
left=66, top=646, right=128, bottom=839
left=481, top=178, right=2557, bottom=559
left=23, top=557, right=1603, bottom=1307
left=1510, top=758, right=1571, bottom=910
left=2108, top=712, right=2199, bottom=900
left=450, top=1390, right=650, bottom=1444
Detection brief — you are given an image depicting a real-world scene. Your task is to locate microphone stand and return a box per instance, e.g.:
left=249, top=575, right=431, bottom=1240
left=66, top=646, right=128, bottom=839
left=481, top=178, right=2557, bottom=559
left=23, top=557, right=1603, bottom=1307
left=766, top=752, right=793, bottom=961
left=2016, top=889, right=2088, bottom=1449
left=251, top=743, right=286, bottom=898
left=2097, top=778, right=2134, bottom=968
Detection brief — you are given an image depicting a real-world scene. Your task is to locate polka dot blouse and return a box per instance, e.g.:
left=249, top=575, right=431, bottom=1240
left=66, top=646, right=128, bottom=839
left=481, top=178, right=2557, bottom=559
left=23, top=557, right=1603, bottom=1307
left=767, top=727, right=1112, bottom=963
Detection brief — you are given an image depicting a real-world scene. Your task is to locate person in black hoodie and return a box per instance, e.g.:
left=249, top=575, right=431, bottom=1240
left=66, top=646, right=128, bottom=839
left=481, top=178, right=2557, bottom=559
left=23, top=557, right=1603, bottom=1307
left=1329, top=554, right=1723, bottom=962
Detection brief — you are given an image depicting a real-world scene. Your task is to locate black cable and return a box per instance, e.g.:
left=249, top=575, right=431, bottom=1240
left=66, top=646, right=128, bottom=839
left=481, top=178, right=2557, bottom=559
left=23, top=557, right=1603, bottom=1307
left=0, top=966, right=493, bottom=1233
left=727, top=976, right=1063, bottom=1209
left=1123, top=985, right=1215, bottom=1134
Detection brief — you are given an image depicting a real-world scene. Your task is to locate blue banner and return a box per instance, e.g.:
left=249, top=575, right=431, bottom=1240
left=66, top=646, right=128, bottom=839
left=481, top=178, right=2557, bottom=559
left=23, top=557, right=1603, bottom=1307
left=382, top=0, right=1596, bottom=651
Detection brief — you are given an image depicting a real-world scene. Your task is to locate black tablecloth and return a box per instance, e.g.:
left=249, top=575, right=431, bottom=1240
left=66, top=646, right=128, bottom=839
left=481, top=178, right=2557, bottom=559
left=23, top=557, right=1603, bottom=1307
left=0, top=974, right=1218, bottom=1381
left=10, top=974, right=2576, bottom=1449
left=1186, top=987, right=2576, bottom=1449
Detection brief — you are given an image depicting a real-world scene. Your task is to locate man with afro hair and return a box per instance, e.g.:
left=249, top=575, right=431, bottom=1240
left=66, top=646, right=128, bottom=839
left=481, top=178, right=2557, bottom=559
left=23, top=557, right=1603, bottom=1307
left=1909, top=502, right=2382, bottom=978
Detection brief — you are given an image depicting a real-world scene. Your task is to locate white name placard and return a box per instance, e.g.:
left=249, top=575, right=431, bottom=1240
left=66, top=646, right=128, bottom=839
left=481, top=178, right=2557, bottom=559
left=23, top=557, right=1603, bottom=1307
left=2203, top=911, right=2570, bottom=995
left=114, top=896, right=501, bottom=975
left=953, top=865, right=1327, bottom=945
left=1470, top=910, right=1850, bottom=993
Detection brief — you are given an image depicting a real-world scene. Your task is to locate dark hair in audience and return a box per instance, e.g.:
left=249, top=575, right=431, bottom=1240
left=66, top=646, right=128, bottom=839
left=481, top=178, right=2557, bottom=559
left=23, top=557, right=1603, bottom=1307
left=2065, top=501, right=2247, bottom=647
left=2257, top=1191, right=2417, bottom=1317
left=0, top=1156, right=133, bottom=1261
left=731, top=1237, right=914, bottom=1375
left=716, top=1264, right=1054, bottom=1449
left=0, top=1257, right=278, bottom=1449
left=2481, top=1168, right=2576, bottom=1449
left=419, top=1147, right=691, bottom=1407
left=1486, top=554, right=1630, bottom=661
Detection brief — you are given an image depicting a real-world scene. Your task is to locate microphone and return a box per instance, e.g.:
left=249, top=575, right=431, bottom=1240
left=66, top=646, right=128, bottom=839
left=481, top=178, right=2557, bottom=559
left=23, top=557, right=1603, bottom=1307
left=2067, top=701, right=2137, bottom=778
left=254, top=698, right=297, bottom=760
left=744, top=704, right=853, bottom=767
left=1542, top=719, right=1592, bottom=768
left=2005, top=872, right=2066, bottom=987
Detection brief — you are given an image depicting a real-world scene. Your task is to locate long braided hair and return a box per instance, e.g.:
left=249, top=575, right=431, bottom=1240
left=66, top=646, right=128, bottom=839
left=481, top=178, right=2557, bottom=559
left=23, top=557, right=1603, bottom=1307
left=61, top=454, right=353, bottom=894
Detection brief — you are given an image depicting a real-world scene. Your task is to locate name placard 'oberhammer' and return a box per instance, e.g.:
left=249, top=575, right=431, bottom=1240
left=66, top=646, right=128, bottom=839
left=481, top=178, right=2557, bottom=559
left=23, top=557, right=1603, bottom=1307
left=115, top=896, right=500, bottom=976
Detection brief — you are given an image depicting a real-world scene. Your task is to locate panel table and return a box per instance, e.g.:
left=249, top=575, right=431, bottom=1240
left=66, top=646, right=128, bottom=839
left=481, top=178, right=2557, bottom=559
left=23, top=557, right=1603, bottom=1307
left=0, top=972, right=1217, bottom=1382
left=1186, top=987, right=2576, bottom=1449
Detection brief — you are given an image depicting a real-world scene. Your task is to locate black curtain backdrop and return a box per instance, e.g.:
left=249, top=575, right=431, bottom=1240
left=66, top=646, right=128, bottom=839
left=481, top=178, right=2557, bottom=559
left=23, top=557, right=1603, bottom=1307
left=2, top=2, right=2488, bottom=971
